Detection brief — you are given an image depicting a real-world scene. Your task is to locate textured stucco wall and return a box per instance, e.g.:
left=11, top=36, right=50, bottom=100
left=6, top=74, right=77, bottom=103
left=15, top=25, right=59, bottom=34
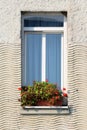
left=0, top=0, right=87, bottom=130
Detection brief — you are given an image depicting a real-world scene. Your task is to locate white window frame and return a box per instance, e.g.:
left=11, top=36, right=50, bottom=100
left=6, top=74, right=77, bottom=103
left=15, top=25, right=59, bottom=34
left=22, top=14, right=67, bottom=90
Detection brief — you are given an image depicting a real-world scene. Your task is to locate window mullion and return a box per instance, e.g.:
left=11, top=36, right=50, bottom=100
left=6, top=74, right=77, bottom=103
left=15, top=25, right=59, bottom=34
left=41, top=34, right=46, bottom=81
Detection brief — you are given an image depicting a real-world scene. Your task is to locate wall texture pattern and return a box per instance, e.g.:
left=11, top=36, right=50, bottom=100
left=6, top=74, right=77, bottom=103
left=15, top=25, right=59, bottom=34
left=0, top=0, right=87, bottom=130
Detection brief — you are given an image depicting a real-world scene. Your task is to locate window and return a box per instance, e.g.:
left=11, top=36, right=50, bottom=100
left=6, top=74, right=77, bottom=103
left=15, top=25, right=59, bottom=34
left=22, top=13, right=67, bottom=90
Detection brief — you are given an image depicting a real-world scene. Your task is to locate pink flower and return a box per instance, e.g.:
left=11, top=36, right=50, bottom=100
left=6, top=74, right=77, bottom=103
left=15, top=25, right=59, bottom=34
left=18, top=87, right=22, bottom=91
left=46, top=79, right=48, bottom=82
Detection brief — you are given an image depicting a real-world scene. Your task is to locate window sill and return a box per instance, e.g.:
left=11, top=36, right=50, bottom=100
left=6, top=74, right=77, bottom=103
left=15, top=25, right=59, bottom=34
left=20, top=106, right=70, bottom=115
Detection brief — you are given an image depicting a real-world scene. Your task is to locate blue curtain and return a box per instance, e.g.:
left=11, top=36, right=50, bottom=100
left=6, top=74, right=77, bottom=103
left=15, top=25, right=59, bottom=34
left=22, top=33, right=61, bottom=88
left=23, top=33, right=42, bottom=86
left=46, top=34, right=61, bottom=89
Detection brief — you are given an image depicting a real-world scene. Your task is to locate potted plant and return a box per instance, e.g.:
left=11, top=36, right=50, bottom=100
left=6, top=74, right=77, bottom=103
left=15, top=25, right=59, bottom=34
left=18, top=81, right=68, bottom=106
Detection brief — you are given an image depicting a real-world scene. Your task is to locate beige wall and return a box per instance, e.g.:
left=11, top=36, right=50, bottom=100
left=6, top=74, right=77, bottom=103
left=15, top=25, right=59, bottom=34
left=0, top=0, right=87, bottom=130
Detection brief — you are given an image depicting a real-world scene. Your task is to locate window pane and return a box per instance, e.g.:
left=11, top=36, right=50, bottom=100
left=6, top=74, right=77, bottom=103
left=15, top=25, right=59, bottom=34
left=22, top=33, right=42, bottom=86
left=46, top=34, right=61, bottom=88
left=24, top=15, right=64, bottom=27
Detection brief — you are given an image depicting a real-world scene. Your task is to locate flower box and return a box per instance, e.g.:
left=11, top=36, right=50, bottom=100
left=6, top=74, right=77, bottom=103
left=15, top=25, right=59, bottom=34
left=18, top=81, right=68, bottom=107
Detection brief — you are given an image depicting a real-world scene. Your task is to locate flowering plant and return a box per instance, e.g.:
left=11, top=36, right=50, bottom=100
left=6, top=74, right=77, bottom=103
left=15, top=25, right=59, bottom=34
left=18, top=81, right=68, bottom=106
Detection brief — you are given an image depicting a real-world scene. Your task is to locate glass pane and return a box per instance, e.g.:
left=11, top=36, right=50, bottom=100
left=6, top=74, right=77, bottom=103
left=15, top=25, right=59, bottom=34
left=22, top=33, right=42, bottom=86
left=24, top=15, right=64, bottom=27
left=46, top=34, right=61, bottom=89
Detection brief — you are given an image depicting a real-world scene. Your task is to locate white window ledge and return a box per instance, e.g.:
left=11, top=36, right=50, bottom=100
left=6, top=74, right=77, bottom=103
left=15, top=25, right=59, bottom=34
left=21, top=106, right=70, bottom=115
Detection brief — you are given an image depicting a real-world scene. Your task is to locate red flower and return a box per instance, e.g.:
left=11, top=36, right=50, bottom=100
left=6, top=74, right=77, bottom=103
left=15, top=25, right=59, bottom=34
left=55, top=96, right=60, bottom=100
left=55, top=92, right=58, bottom=95
left=18, top=87, right=22, bottom=91
left=46, top=79, right=48, bottom=82
left=63, top=87, right=66, bottom=91
left=63, top=93, right=68, bottom=97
